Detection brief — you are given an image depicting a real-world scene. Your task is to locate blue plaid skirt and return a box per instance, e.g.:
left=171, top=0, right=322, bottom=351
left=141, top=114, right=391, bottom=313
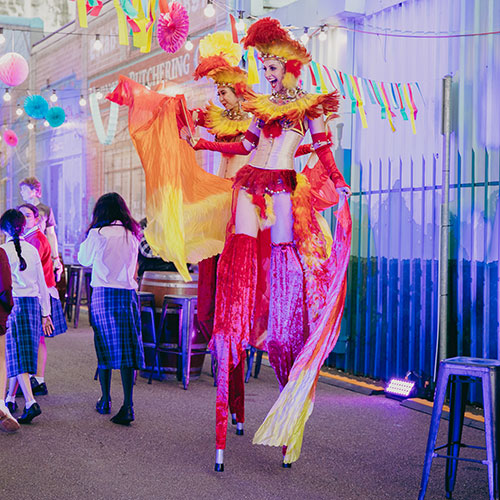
left=5, top=297, right=42, bottom=378
left=46, top=296, right=67, bottom=337
left=91, top=287, right=144, bottom=370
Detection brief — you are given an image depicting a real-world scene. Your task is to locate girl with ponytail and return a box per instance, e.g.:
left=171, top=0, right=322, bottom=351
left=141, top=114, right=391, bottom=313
left=0, top=209, right=53, bottom=424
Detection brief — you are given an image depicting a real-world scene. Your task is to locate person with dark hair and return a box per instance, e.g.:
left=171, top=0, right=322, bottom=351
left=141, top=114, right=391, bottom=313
left=77, top=193, right=144, bottom=426
left=0, top=209, right=53, bottom=424
left=7, top=203, right=67, bottom=397
left=0, top=247, right=18, bottom=432
left=19, top=177, right=63, bottom=282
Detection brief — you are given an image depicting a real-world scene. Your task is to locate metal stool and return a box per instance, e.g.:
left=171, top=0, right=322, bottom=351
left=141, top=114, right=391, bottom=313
left=136, top=292, right=158, bottom=384
left=419, top=356, right=500, bottom=500
left=152, top=295, right=208, bottom=390
left=64, top=265, right=92, bottom=328
left=245, top=347, right=265, bottom=383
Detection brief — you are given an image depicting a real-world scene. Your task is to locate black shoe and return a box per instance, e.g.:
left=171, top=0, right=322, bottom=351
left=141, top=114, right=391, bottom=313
left=30, top=377, right=48, bottom=396
left=6, top=401, right=17, bottom=415
left=17, top=403, right=41, bottom=424
left=282, top=462, right=292, bottom=469
left=110, top=405, right=134, bottom=426
left=96, top=397, right=111, bottom=415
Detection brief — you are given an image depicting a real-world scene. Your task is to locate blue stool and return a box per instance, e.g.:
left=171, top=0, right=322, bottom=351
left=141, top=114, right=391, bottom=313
left=419, top=357, right=500, bottom=500
left=245, top=347, right=265, bottom=383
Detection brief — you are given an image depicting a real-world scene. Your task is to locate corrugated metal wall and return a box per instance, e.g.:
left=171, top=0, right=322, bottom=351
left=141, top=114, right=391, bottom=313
left=308, top=0, right=500, bottom=396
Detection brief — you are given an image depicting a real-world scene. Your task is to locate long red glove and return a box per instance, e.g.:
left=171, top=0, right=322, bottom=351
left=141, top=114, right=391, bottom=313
left=311, top=133, right=348, bottom=188
left=194, top=129, right=259, bottom=155
left=294, top=144, right=313, bottom=157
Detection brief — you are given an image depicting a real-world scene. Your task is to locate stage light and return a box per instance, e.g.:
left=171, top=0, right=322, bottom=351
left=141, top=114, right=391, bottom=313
left=3, top=88, right=11, bottom=102
left=236, top=11, right=245, bottom=32
left=93, top=34, right=103, bottom=51
left=385, top=377, right=417, bottom=400
left=204, top=0, right=215, bottom=18
left=300, top=28, right=309, bottom=45
left=185, top=37, right=193, bottom=51
left=0, top=28, right=5, bottom=45
left=16, top=104, right=23, bottom=116
left=27, top=120, right=34, bottom=130
left=319, top=26, right=327, bottom=42
left=50, top=89, right=58, bottom=103
left=79, top=95, right=87, bottom=107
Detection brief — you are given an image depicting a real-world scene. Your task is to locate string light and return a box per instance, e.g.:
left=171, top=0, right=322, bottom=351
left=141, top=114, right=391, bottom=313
left=93, top=34, right=103, bottom=51
left=204, top=0, right=215, bottom=18
left=27, top=120, right=34, bottom=130
left=300, top=27, right=310, bottom=45
left=79, top=95, right=87, bottom=107
left=3, top=89, right=11, bottom=102
left=319, top=26, right=328, bottom=41
left=16, top=104, right=23, bottom=116
left=185, top=36, right=193, bottom=51
left=0, top=28, right=5, bottom=45
left=95, top=88, right=103, bottom=100
left=50, top=89, right=58, bottom=103
left=43, top=120, right=49, bottom=127
left=236, top=11, right=245, bottom=32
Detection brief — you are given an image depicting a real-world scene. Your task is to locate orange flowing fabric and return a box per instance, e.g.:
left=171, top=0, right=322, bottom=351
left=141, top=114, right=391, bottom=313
left=106, top=76, right=232, bottom=281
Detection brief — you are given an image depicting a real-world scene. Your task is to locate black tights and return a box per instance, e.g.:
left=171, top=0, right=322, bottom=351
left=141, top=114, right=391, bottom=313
left=98, top=367, right=135, bottom=407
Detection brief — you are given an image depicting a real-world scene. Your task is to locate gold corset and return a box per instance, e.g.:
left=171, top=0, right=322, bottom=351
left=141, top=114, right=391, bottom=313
left=250, top=129, right=303, bottom=170
left=217, top=153, right=250, bottom=179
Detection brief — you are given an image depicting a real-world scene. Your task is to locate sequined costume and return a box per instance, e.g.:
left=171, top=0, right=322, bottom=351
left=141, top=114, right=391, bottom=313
left=193, top=18, right=352, bottom=464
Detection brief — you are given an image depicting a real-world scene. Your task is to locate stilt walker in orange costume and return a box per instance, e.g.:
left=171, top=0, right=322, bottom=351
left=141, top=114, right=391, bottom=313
left=189, top=18, right=352, bottom=470
left=191, top=32, right=253, bottom=438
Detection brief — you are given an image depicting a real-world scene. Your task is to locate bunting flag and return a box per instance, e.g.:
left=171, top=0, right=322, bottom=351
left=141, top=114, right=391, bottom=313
left=246, top=48, right=260, bottom=85
left=306, top=61, right=422, bottom=134
left=89, top=93, right=120, bottom=145
left=114, top=0, right=130, bottom=45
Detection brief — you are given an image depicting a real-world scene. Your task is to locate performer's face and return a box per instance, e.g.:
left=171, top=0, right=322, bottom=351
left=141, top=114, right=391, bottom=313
left=20, top=184, right=37, bottom=202
left=217, top=87, right=239, bottom=110
left=264, top=59, right=285, bottom=92
left=19, top=207, right=38, bottom=230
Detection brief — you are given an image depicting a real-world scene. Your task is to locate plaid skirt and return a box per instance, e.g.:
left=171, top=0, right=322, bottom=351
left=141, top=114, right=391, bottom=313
left=5, top=297, right=42, bottom=378
left=45, top=296, right=67, bottom=337
left=91, top=287, right=144, bottom=370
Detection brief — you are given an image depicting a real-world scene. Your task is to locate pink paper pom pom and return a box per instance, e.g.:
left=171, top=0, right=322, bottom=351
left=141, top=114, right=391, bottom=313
left=157, top=2, right=189, bottom=54
left=3, top=129, right=18, bottom=147
left=0, top=53, right=29, bottom=87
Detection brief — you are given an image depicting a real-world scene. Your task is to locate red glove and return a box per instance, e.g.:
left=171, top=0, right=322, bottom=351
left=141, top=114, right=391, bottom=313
left=311, top=133, right=348, bottom=188
left=193, top=130, right=259, bottom=155
left=294, top=144, right=313, bottom=157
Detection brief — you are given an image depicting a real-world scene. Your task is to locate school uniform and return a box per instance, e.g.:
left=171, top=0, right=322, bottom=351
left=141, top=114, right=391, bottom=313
left=78, top=223, right=144, bottom=370
left=24, top=226, right=67, bottom=336
left=1, top=238, right=51, bottom=378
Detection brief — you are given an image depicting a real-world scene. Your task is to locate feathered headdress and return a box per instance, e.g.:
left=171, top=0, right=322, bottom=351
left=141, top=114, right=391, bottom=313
left=242, top=17, right=311, bottom=90
left=194, top=31, right=248, bottom=96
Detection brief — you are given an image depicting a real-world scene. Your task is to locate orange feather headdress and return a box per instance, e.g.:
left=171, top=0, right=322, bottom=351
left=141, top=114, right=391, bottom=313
left=194, top=31, right=249, bottom=97
left=242, top=17, right=311, bottom=90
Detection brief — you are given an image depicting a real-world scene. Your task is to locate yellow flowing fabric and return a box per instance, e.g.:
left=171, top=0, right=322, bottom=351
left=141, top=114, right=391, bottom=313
left=107, top=76, right=232, bottom=281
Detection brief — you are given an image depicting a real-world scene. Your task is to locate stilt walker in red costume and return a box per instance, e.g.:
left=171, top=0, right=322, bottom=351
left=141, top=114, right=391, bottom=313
left=191, top=31, right=253, bottom=438
left=189, top=17, right=352, bottom=471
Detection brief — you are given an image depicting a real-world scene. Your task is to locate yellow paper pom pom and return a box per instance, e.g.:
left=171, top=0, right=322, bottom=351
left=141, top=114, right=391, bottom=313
left=199, top=31, right=242, bottom=66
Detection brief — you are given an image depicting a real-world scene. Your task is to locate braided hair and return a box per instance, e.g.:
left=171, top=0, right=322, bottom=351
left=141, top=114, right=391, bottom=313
left=0, top=209, right=27, bottom=271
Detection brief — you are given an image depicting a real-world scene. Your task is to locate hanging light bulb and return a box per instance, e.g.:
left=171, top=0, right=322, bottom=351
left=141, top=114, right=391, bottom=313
left=50, top=89, right=58, bottom=103
left=44, top=120, right=49, bottom=127
left=27, top=120, right=34, bottom=130
left=318, top=26, right=328, bottom=42
left=79, top=95, right=87, bottom=107
left=204, top=0, right=215, bottom=18
left=3, top=89, right=11, bottom=102
left=16, top=104, right=23, bottom=117
left=95, top=88, right=103, bottom=100
left=93, top=34, right=103, bottom=51
left=300, top=27, right=309, bottom=45
left=236, top=11, right=245, bottom=32
left=185, top=37, right=193, bottom=51
left=0, top=28, right=5, bottom=45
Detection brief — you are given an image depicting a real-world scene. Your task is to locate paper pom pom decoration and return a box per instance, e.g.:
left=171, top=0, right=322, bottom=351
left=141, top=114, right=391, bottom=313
left=46, top=106, right=66, bottom=127
left=3, top=130, right=18, bottom=147
left=24, top=95, right=49, bottom=119
left=157, top=1, right=189, bottom=54
left=0, top=52, right=29, bottom=87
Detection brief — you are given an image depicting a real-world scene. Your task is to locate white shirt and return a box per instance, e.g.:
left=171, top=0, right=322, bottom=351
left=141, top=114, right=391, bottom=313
left=77, top=224, right=139, bottom=290
left=0, top=238, right=51, bottom=316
